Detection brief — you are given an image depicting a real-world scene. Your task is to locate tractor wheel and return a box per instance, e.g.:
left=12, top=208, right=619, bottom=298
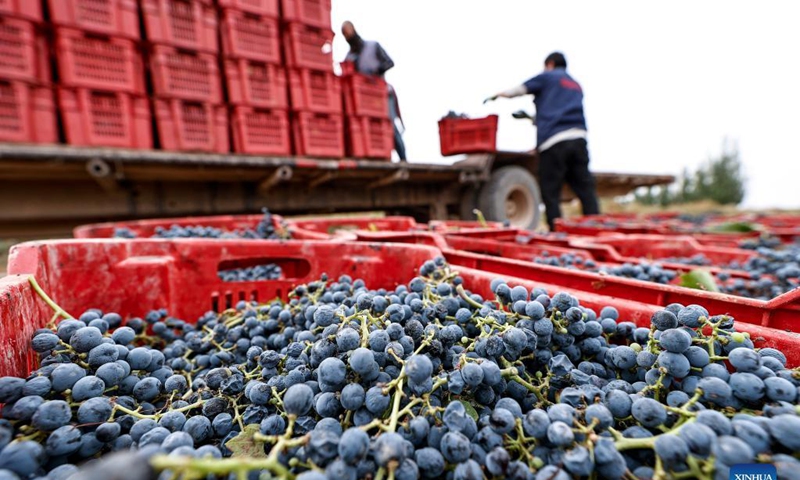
left=478, top=166, right=542, bottom=229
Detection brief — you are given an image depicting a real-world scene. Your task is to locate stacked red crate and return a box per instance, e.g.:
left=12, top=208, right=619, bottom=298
left=341, top=68, right=393, bottom=160
left=142, top=0, right=227, bottom=152
left=281, top=0, right=343, bottom=158
left=220, top=1, right=291, bottom=155
left=49, top=0, right=151, bottom=148
left=0, top=5, right=57, bottom=144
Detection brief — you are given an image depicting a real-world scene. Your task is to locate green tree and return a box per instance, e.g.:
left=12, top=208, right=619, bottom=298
left=634, top=138, right=745, bottom=207
left=704, top=140, right=745, bottom=205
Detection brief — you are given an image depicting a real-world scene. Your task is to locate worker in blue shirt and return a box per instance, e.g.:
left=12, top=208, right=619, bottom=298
left=342, top=21, right=407, bottom=162
left=485, top=52, right=600, bottom=230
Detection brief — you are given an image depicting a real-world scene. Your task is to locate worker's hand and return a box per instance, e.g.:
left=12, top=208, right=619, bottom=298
left=483, top=95, right=498, bottom=104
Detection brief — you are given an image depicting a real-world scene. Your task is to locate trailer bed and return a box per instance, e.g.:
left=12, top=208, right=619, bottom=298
left=0, top=144, right=674, bottom=238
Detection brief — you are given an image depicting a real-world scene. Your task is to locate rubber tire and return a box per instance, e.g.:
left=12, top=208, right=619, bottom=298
left=478, top=165, right=542, bottom=229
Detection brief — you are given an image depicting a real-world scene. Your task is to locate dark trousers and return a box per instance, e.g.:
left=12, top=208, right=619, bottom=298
left=538, top=138, right=600, bottom=230
left=388, top=90, right=407, bottom=161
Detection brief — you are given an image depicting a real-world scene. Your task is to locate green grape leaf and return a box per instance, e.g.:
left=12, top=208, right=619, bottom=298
left=706, top=222, right=760, bottom=233
left=458, top=400, right=479, bottom=421
left=225, top=424, right=267, bottom=458
left=679, top=269, right=720, bottom=293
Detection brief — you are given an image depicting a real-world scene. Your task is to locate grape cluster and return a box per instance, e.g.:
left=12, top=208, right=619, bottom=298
left=531, top=253, right=678, bottom=285
left=720, top=244, right=800, bottom=300
left=113, top=209, right=285, bottom=241
left=114, top=209, right=287, bottom=283
left=1, top=259, right=800, bottom=480
left=217, top=264, right=283, bottom=283
left=659, top=254, right=712, bottom=267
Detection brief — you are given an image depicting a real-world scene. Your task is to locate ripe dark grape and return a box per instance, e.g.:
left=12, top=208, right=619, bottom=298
left=1, top=258, right=800, bottom=480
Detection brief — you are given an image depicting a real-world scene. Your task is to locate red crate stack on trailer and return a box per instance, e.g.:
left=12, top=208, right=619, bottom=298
left=340, top=53, right=393, bottom=160
left=220, top=0, right=291, bottom=156
left=281, top=0, right=343, bottom=158
left=142, top=0, right=228, bottom=153
left=49, top=0, right=151, bottom=148
left=0, top=4, right=57, bottom=144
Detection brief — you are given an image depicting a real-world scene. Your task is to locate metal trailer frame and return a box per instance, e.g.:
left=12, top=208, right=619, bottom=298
left=0, top=145, right=674, bottom=238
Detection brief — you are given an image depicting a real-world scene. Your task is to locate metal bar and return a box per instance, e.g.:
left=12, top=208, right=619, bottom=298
left=257, top=166, right=293, bottom=193
left=367, top=169, right=409, bottom=190
left=308, top=172, right=337, bottom=190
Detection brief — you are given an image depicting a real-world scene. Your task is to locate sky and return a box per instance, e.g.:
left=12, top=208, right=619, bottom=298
left=330, top=1, right=800, bottom=209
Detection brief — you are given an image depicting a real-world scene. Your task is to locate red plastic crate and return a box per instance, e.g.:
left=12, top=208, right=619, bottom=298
left=280, top=0, right=331, bottom=29
left=289, top=216, right=419, bottom=236
left=58, top=88, right=152, bottom=148
left=0, top=0, right=42, bottom=21
left=149, top=46, right=222, bottom=103
left=154, top=99, right=229, bottom=153
left=6, top=240, right=800, bottom=379
left=48, top=0, right=139, bottom=39
left=73, top=213, right=332, bottom=240
left=141, top=0, right=218, bottom=52
left=287, top=69, right=341, bottom=113
left=346, top=116, right=392, bottom=160
left=569, top=235, right=755, bottom=266
left=224, top=59, right=287, bottom=108
left=438, top=114, right=499, bottom=156
left=231, top=106, right=291, bottom=155
left=282, top=23, right=334, bottom=71
left=0, top=81, right=57, bottom=144
left=292, top=111, right=343, bottom=158
left=428, top=220, right=506, bottom=232
left=54, top=28, right=145, bottom=94
left=342, top=73, right=389, bottom=118
left=0, top=17, right=50, bottom=83
left=220, top=9, right=280, bottom=63
left=218, top=0, right=279, bottom=16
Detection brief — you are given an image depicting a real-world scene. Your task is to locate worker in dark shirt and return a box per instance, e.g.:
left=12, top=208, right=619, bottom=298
left=485, top=52, right=600, bottom=230
left=341, top=21, right=407, bottom=162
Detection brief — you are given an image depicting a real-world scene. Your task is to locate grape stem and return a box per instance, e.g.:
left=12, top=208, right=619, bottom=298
left=28, top=276, right=73, bottom=319
left=456, top=284, right=484, bottom=310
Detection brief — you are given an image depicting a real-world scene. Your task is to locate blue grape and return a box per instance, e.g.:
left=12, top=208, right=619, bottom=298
left=182, top=416, right=212, bottom=444
left=522, top=409, right=550, bottom=439
left=453, top=459, right=482, bottom=480
left=535, top=465, right=570, bottom=480
left=658, top=329, right=692, bottom=353
left=405, top=355, right=433, bottom=384
left=631, top=398, right=667, bottom=428
left=729, top=372, right=765, bottom=403
left=45, top=425, right=82, bottom=456
left=339, top=428, right=370, bottom=465
left=340, top=383, right=365, bottom=411
left=284, top=384, right=314, bottom=416
left=373, top=432, right=407, bottom=467
left=563, top=445, right=593, bottom=477
left=547, top=421, right=574, bottom=447
left=768, top=414, right=800, bottom=450
left=31, top=400, right=71, bottom=431
left=728, top=347, right=760, bottom=372
left=653, top=434, right=689, bottom=463
left=712, top=435, right=754, bottom=465
left=651, top=310, right=678, bottom=331
left=50, top=363, right=86, bottom=392
left=0, top=441, right=45, bottom=477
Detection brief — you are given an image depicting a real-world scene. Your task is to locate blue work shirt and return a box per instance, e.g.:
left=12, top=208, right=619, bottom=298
left=523, top=68, right=587, bottom=146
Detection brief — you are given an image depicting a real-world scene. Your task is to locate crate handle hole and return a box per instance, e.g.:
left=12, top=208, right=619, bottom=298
left=217, top=257, right=311, bottom=282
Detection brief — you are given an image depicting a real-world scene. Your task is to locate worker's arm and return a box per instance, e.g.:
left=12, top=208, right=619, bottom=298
left=375, top=43, right=395, bottom=75
left=484, top=74, right=545, bottom=103
left=484, top=85, right=527, bottom=103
